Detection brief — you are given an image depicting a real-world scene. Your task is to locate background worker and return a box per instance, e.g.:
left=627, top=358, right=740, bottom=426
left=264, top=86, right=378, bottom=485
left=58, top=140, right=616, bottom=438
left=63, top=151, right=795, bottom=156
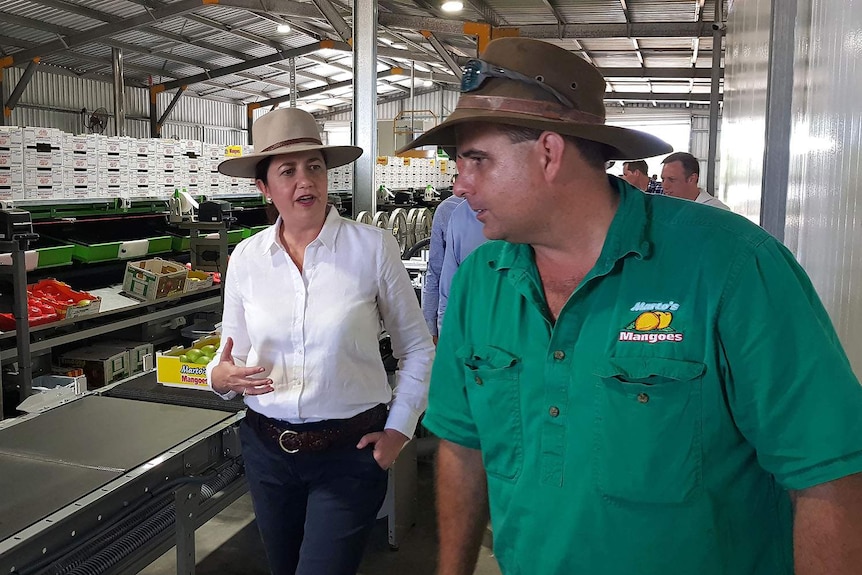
left=660, top=151, right=730, bottom=209
left=622, top=159, right=663, bottom=194
left=423, top=193, right=464, bottom=342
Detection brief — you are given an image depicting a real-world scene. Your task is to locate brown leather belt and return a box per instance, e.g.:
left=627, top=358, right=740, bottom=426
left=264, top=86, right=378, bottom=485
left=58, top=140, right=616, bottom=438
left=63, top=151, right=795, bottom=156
left=245, top=404, right=388, bottom=454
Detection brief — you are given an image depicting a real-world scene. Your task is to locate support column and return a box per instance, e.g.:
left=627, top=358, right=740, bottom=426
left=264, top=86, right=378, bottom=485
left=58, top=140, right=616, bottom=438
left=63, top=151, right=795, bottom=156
left=706, top=1, right=723, bottom=197
left=247, top=103, right=259, bottom=145
left=352, top=0, right=378, bottom=217
left=760, top=0, right=796, bottom=241
left=112, top=48, right=126, bottom=136
left=289, top=57, right=297, bottom=108
left=149, top=86, right=164, bottom=138
left=0, top=63, right=6, bottom=127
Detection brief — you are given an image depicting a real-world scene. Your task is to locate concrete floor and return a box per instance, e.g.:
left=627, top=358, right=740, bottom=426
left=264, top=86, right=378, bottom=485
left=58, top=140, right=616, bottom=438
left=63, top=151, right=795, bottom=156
left=139, top=460, right=502, bottom=575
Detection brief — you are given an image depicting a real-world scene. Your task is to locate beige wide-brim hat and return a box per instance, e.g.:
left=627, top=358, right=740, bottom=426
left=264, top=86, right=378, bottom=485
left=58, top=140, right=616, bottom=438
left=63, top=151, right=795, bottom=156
left=398, top=38, right=672, bottom=160
left=219, top=107, right=363, bottom=178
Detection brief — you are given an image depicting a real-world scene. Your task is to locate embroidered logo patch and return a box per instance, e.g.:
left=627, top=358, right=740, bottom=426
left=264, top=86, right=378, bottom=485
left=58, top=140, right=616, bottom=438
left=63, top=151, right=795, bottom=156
left=619, top=302, right=684, bottom=343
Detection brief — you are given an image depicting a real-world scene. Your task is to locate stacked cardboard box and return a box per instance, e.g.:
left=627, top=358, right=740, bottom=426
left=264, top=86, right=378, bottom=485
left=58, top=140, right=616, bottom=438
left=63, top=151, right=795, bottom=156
left=129, top=139, right=156, bottom=197
left=97, top=136, right=130, bottom=199
left=0, top=127, right=23, bottom=201
left=63, top=134, right=98, bottom=199
left=23, top=127, right=63, bottom=199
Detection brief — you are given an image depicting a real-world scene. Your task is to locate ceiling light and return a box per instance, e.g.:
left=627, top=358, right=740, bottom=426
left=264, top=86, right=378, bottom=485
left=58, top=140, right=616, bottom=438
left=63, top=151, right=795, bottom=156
left=441, top=0, right=463, bottom=12
left=277, top=23, right=291, bottom=33
left=390, top=43, right=407, bottom=50
left=422, top=79, right=433, bottom=87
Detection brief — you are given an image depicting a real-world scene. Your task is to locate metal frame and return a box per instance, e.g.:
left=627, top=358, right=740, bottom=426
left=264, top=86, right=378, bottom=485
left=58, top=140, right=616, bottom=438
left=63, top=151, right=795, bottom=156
left=760, top=0, right=796, bottom=240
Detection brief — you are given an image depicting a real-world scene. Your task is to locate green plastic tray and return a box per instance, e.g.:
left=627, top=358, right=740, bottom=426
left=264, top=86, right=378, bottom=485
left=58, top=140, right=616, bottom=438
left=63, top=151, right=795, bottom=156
left=241, top=225, right=269, bottom=239
left=169, top=229, right=244, bottom=252
left=71, top=235, right=172, bottom=263
left=28, top=237, right=77, bottom=268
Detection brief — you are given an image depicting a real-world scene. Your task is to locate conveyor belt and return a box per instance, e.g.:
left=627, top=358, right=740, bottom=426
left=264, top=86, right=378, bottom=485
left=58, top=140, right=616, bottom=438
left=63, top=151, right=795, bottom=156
left=0, top=394, right=233, bottom=542
left=102, top=371, right=246, bottom=412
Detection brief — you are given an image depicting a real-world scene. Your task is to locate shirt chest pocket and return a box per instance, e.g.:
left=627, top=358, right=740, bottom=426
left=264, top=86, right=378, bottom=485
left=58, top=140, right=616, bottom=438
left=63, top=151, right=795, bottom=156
left=593, top=357, right=705, bottom=504
left=458, top=345, right=523, bottom=481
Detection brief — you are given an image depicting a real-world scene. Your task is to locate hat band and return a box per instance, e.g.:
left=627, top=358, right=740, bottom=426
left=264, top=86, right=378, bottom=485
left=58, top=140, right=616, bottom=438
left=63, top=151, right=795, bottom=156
left=260, top=137, right=323, bottom=153
left=457, top=96, right=604, bottom=125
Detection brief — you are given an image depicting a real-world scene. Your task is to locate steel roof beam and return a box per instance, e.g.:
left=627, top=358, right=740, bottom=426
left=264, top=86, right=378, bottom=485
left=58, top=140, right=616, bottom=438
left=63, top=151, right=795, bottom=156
left=1, top=0, right=217, bottom=67
left=4, top=58, right=40, bottom=117
left=539, top=0, right=567, bottom=27
left=310, top=0, right=353, bottom=42
left=252, top=67, right=398, bottom=108
left=155, top=40, right=332, bottom=91
left=465, top=0, right=508, bottom=27
left=420, top=31, right=462, bottom=79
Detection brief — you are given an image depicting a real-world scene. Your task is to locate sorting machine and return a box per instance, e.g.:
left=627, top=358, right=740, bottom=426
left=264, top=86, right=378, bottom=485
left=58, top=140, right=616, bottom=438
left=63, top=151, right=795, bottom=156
left=0, top=372, right=247, bottom=575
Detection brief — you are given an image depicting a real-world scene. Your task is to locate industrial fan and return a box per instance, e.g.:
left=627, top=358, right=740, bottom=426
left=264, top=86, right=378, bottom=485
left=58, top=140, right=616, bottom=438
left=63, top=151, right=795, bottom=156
left=81, top=107, right=109, bottom=134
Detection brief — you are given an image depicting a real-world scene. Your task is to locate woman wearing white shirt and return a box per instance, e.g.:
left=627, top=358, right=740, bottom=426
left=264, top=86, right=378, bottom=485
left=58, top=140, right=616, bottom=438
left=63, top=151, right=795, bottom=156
left=209, top=108, right=434, bottom=575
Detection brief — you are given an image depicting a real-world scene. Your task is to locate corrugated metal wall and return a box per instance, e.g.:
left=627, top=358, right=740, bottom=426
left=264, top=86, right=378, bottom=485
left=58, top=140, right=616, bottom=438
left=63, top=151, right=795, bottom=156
left=723, top=0, right=862, bottom=372
left=690, top=114, right=721, bottom=192
left=783, top=0, right=862, bottom=373
left=721, top=0, right=771, bottom=221
left=2, top=67, right=246, bottom=145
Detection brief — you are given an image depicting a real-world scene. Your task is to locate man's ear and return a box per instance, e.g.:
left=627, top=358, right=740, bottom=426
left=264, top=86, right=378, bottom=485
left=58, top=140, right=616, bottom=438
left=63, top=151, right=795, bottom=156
left=536, top=131, right=567, bottom=181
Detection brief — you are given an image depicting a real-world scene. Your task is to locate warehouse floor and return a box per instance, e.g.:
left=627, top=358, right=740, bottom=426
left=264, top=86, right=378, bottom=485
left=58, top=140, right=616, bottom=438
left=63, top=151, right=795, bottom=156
left=139, top=459, right=502, bottom=575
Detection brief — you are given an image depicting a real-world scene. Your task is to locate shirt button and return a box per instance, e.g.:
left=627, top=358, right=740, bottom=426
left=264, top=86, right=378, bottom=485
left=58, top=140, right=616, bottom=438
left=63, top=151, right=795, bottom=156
left=637, top=393, right=649, bottom=404
left=474, top=376, right=483, bottom=386
left=553, top=350, right=566, bottom=361
left=549, top=406, right=560, bottom=417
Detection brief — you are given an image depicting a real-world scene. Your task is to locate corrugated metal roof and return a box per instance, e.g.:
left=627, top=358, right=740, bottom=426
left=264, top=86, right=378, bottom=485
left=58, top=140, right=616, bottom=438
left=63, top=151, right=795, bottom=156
left=80, top=0, right=146, bottom=19
left=1, top=0, right=727, bottom=108
left=3, top=0, right=102, bottom=32
left=557, top=0, right=627, bottom=24
left=630, top=0, right=697, bottom=23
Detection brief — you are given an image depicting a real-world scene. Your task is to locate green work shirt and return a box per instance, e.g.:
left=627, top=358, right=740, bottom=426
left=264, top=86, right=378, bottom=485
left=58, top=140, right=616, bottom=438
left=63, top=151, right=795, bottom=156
left=424, top=177, right=862, bottom=575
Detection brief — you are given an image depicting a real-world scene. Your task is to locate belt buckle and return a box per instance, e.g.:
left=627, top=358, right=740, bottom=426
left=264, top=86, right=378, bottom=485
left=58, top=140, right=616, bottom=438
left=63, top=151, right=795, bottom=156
left=278, top=429, right=300, bottom=454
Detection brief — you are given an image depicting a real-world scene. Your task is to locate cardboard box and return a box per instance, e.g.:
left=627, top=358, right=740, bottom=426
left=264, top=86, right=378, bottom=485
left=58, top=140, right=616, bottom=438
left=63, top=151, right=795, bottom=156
left=104, top=341, right=154, bottom=375
left=24, top=150, right=58, bottom=169
left=23, top=127, right=61, bottom=148
left=183, top=269, right=215, bottom=293
left=157, top=334, right=220, bottom=389
left=59, top=345, right=130, bottom=388
left=0, top=128, right=23, bottom=148
left=122, top=258, right=188, bottom=302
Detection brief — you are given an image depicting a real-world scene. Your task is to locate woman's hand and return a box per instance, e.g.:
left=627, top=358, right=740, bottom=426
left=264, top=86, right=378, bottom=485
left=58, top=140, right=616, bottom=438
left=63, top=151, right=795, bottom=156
left=356, top=428, right=410, bottom=470
left=211, top=337, right=274, bottom=396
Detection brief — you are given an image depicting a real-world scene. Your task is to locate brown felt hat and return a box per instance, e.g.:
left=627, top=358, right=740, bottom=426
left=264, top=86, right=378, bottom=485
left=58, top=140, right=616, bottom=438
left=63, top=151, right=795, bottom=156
left=219, top=107, right=363, bottom=178
left=399, top=37, right=672, bottom=160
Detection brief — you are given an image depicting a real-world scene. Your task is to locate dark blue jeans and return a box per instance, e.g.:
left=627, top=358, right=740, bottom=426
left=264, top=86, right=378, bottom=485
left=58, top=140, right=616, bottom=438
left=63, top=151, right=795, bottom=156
left=239, top=419, right=388, bottom=575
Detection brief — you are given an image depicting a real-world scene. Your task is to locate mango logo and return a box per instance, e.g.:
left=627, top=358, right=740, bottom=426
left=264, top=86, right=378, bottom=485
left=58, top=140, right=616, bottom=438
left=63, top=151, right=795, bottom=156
left=633, top=311, right=673, bottom=331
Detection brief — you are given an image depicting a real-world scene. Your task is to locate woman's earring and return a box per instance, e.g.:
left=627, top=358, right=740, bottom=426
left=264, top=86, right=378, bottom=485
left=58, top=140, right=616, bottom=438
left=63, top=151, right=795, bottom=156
left=265, top=196, right=273, bottom=204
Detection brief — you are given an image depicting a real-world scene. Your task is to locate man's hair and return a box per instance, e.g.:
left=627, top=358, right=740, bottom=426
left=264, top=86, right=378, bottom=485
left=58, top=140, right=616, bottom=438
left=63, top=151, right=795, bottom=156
left=661, top=152, right=700, bottom=178
left=494, top=125, right=612, bottom=171
left=623, top=160, right=648, bottom=175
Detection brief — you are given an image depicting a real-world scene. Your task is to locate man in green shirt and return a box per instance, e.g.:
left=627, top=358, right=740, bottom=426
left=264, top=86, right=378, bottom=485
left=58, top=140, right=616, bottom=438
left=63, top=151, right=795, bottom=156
left=399, top=37, right=862, bottom=575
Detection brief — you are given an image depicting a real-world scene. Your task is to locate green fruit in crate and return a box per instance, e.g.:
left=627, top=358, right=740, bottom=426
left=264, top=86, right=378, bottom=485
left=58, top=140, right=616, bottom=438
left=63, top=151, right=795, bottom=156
left=186, top=349, right=203, bottom=361
left=179, top=354, right=189, bottom=363
left=195, top=355, right=212, bottom=365
left=200, top=344, right=217, bottom=355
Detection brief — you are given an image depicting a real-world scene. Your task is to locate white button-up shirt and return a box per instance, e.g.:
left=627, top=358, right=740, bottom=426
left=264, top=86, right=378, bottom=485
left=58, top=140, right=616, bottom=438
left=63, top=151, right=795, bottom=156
left=207, top=208, right=435, bottom=437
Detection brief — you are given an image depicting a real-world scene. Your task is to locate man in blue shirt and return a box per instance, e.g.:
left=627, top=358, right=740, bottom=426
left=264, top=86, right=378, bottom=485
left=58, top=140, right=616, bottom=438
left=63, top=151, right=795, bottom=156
left=437, top=199, right=486, bottom=332
left=422, top=195, right=464, bottom=340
